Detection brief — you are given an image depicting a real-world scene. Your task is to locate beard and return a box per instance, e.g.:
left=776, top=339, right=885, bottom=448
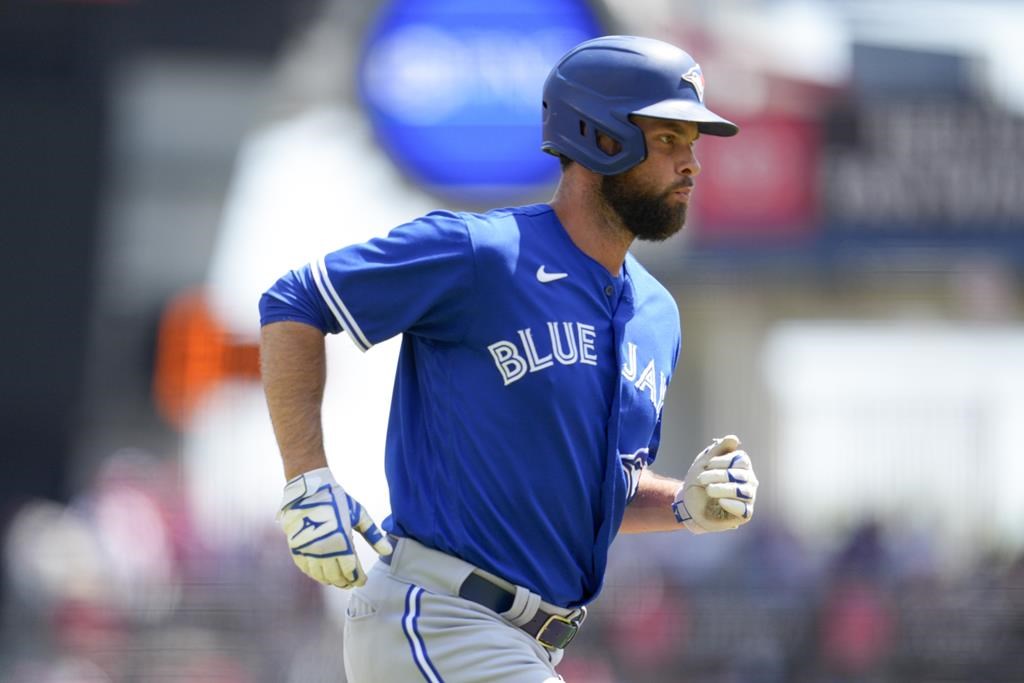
left=599, top=171, right=691, bottom=242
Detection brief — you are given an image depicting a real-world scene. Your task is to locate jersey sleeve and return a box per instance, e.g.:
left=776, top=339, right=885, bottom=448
left=259, top=266, right=331, bottom=331
left=259, top=211, right=476, bottom=350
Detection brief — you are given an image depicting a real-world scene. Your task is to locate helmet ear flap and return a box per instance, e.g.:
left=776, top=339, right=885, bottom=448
left=579, top=112, right=647, bottom=174
left=593, top=126, right=625, bottom=157
left=542, top=92, right=646, bottom=174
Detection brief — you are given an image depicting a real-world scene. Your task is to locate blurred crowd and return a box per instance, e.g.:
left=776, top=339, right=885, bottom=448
left=2, top=449, right=1022, bottom=683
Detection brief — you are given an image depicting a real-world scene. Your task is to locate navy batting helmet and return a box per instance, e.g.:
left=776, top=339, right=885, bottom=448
left=541, top=35, right=738, bottom=175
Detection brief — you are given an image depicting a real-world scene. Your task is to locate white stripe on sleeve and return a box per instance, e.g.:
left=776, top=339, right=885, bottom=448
left=309, top=257, right=372, bottom=352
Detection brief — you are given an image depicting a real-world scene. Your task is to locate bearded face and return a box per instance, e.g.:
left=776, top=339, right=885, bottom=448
left=599, top=168, right=694, bottom=242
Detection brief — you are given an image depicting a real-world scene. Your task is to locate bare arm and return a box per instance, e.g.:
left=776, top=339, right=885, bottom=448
left=260, top=321, right=330, bottom=480
left=619, top=469, right=684, bottom=534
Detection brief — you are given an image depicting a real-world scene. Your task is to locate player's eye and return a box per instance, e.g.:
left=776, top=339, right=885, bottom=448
left=658, top=134, right=675, bottom=145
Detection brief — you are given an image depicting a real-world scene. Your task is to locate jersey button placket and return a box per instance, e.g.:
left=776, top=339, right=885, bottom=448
left=604, top=284, right=614, bottom=297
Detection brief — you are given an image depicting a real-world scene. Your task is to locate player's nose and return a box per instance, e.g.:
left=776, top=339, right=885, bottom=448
left=677, top=146, right=700, bottom=177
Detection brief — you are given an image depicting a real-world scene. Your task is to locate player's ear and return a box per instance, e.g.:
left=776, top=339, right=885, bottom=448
left=596, top=130, right=622, bottom=156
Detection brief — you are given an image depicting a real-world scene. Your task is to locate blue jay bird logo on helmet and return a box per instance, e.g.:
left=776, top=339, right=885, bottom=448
left=681, top=65, right=705, bottom=103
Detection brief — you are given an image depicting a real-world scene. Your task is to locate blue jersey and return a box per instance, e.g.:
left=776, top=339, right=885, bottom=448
left=260, top=204, right=681, bottom=607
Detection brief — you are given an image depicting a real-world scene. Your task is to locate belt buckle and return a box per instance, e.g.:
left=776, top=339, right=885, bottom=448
left=534, top=606, right=586, bottom=650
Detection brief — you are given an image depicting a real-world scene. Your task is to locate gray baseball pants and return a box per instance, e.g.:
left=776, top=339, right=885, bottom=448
left=342, top=536, right=578, bottom=682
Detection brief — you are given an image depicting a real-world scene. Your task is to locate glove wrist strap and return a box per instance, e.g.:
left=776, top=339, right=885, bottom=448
left=672, top=485, right=707, bottom=535
left=281, top=467, right=339, bottom=509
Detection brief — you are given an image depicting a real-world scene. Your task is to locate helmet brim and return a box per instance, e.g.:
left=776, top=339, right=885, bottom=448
left=633, top=99, right=739, bottom=137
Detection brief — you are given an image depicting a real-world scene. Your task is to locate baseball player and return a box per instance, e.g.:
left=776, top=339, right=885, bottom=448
left=259, top=35, right=758, bottom=682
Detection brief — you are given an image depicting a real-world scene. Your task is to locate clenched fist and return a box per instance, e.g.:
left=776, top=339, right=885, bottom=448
left=672, top=435, right=758, bottom=534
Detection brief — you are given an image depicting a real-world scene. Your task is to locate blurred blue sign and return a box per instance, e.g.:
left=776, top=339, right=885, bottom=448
left=358, top=0, right=603, bottom=202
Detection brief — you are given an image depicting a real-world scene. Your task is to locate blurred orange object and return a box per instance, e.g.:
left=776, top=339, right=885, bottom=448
left=153, top=289, right=259, bottom=429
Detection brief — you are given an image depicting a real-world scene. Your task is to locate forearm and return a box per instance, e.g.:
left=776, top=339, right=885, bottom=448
left=619, top=468, right=684, bottom=534
left=260, top=321, right=330, bottom=480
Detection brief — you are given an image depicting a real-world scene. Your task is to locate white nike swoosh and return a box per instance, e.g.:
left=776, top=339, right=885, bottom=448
left=536, top=265, right=568, bottom=283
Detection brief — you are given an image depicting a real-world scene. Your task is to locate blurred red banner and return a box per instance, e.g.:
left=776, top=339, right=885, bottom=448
left=690, top=114, right=821, bottom=246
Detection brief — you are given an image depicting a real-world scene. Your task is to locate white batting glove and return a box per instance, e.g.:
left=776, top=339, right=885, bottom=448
left=672, top=435, right=758, bottom=534
left=278, top=467, right=392, bottom=588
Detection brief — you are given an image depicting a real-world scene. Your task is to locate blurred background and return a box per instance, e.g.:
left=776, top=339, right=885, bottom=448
left=3, top=0, right=1024, bottom=681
